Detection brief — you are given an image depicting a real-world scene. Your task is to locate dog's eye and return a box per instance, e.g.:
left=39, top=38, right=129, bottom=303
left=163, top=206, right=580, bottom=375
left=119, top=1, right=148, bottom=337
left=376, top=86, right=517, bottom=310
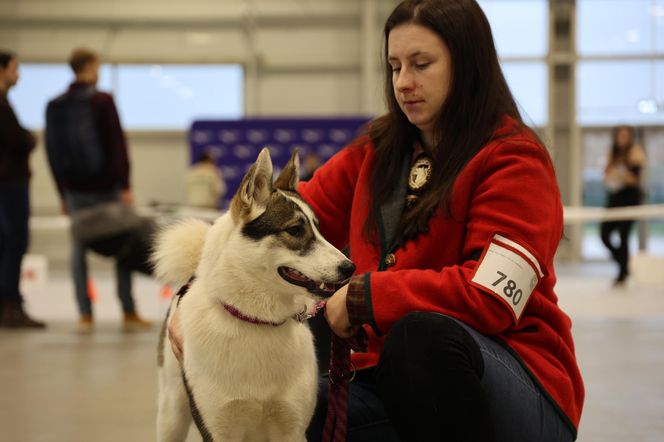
left=285, top=225, right=304, bottom=237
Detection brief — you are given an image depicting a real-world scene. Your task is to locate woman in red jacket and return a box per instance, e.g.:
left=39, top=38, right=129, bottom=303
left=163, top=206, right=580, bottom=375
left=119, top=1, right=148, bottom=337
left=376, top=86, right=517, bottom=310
left=168, top=0, right=584, bottom=439
left=300, top=1, right=584, bottom=441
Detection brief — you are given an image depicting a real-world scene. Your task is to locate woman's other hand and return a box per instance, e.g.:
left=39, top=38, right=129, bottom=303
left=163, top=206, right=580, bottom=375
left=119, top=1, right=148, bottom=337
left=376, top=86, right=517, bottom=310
left=324, top=284, right=360, bottom=339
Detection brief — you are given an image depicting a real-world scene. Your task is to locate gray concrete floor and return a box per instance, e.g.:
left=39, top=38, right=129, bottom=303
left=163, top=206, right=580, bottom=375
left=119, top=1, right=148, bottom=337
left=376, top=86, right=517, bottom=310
left=1, top=261, right=664, bottom=441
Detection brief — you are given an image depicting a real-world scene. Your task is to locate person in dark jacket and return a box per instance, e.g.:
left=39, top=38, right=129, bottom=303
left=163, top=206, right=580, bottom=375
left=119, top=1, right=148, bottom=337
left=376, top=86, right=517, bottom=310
left=45, top=48, right=151, bottom=332
left=0, top=50, right=46, bottom=328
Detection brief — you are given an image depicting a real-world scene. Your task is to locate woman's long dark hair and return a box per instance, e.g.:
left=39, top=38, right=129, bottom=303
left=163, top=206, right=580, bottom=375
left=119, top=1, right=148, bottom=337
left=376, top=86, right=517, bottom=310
left=366, top=0, right=528, bottom=243
left=609, top=125, right=635, bottom=165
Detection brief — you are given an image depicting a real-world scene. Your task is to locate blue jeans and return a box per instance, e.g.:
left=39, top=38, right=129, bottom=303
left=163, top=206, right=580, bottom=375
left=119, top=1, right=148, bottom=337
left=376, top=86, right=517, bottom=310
left=64, top=190, right=135, bottom=316
left=307, top=312, right=575, bottom=442
left=0, top=185, right=29, bottom=302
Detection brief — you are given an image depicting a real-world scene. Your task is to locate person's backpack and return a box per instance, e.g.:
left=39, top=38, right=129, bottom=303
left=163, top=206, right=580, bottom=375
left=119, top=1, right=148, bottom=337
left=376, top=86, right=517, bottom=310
left=45, top=85, right=105, bottom=181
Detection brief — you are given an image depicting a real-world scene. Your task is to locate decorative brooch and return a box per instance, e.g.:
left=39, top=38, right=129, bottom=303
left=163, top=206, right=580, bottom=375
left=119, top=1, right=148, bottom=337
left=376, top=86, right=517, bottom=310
left=406, top=152, right=433, bottom=207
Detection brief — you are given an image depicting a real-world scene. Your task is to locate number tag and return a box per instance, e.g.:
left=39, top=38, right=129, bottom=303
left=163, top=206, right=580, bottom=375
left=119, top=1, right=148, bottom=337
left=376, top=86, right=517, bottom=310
left=470, top=234, right=544, bottom=322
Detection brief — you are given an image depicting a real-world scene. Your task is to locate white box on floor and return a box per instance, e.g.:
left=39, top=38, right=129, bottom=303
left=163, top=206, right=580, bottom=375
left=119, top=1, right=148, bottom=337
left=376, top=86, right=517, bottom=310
left=20, top=254, right=49, bottom=292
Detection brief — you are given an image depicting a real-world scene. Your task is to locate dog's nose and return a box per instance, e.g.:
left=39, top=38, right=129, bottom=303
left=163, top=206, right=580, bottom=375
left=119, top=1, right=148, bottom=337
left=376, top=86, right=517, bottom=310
left=338, top=261, right=356, bottom=280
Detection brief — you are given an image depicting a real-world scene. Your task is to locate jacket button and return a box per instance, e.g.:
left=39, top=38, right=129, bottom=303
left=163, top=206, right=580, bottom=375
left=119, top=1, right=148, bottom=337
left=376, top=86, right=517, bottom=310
left=384, top=253, right=396, bottom=267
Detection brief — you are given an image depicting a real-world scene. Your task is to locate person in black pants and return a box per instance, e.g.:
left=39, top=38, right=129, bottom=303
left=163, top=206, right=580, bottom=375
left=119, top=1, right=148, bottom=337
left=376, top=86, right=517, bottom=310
left=600, top=125, right=646, bottom=286
left=0, top=50, right=45, bottom=328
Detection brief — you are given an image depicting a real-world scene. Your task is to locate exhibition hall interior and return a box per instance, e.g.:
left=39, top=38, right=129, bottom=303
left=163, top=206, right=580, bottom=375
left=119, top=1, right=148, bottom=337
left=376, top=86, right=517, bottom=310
left=1, top=0, right=663, bottom=441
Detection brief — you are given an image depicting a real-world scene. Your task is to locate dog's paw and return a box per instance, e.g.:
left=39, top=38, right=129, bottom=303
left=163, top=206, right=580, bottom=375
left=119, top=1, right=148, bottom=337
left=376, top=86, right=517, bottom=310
left=151, top=218, right=211, bottom=286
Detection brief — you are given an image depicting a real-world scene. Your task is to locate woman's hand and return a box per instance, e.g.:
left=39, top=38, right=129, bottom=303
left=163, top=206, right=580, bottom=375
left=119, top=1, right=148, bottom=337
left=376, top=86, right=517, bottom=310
left=168, top=307, right=184, bottom=363
left=324, top=284, right=360, bottom=339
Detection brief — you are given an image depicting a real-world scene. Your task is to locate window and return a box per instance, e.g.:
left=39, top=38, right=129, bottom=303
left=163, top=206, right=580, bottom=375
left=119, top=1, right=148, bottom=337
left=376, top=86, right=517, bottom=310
left=479, top=0, right=548, bottom=127
left=578, top=0, right=664, bottom=56
left=577, top=0, right=664, bottom=258
left=502, top=62, right=548, bottom=127
left=479, top=0, right=548, bottom=57
left=577, top=0, right=664, bottom=125
left=115, top=64, right=243, bottom=130
left=577, top=60, right=664, bottom=125
left=8, top=64, right=113, bottom=130
left=8, top=63, right=243, bottom=130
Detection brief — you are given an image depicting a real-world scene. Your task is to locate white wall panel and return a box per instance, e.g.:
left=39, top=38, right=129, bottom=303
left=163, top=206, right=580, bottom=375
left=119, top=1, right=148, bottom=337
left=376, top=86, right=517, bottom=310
left=257, top=73, right=362, bottom=116
left=28, top=133, right=190, bottom=213
left=256, top=28, right=360, bottom=67
left=29, top=136, right=61, bottom=214
left=107, top=30, right=248, bottom=63
left=0, top=0, right=357, bottom=24
left=5, top=27, right=110, bottom=62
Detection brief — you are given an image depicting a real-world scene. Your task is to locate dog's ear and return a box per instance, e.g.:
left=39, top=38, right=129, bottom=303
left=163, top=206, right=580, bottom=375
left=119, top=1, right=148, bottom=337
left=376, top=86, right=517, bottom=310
left=274, top=149, right=300, bottom=192
left=231, top=147, right=273, bottom=220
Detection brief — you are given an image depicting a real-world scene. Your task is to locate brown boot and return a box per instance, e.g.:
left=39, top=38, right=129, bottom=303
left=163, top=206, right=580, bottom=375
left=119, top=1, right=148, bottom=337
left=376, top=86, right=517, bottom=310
left=123, top=312, right=153, bottom=332
left=78, top=314, right=94, bottom=334
left=1, top=300, right=46, bottom=329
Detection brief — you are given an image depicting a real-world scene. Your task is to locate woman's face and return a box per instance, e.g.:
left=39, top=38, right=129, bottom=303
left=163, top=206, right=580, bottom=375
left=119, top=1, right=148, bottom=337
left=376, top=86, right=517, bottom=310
left=615, top=127, right=632, bottom=148
left=388, top=23, right=452, bottom=142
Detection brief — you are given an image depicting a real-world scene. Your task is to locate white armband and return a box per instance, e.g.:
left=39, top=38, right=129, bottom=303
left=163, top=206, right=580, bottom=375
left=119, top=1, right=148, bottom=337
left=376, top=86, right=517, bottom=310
left=470, top=234, right=545, bottom=322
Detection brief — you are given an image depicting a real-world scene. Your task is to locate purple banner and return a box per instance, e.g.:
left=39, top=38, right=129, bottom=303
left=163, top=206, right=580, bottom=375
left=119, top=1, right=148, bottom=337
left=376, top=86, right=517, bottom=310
left=189, top=117, right=371, bottom=207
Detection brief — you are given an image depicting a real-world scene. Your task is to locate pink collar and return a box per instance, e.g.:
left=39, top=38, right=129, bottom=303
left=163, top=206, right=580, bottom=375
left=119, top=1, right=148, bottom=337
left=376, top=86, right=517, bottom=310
left=221, top=300, right=327, bottom=327
left=222, top=303, right=287, bottom=327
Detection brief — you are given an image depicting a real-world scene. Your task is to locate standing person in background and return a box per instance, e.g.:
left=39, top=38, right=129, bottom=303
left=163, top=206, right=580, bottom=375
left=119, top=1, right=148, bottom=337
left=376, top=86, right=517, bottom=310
left=300, top=152, right=323, bottom=182
left=0, top=50, right=46, bottom=329
left=45, top=48, right=151, bottom=332
left=185, top=151, right=226, bottom=209
left=600, top=125, right=646, bottom=286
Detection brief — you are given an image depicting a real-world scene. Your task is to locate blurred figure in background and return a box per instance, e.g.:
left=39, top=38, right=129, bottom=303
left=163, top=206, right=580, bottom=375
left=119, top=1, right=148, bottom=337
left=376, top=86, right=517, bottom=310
left=45, top=48, right=151, bottom=331
left=300, top=151, right=322, bottom=182
left=0, top=50, right=45, bottom=328
left=185, top=151, right=226, bottom=209
left=600, top=125, right=646, bottom=286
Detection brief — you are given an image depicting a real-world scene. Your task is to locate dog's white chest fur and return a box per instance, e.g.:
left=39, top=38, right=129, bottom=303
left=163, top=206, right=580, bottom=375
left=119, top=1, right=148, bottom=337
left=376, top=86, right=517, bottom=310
left=181, top=289, right=318, bottom=441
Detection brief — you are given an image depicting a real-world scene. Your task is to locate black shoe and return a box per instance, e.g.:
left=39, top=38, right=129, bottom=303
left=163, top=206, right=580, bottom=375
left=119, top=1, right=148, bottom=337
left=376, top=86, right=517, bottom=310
left=613, top=272, right=628, bottom=287
left=0, top=300, right=46, bottom=329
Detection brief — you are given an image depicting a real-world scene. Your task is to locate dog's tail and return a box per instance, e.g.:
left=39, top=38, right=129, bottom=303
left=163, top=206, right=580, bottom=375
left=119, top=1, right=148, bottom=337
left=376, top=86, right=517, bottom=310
left=151, top=219, right=210, bottom=286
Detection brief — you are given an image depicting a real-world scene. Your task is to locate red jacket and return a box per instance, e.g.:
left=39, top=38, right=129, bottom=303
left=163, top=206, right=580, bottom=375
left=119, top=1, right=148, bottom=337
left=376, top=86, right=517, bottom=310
left=298, top=116, right=584, bottom=432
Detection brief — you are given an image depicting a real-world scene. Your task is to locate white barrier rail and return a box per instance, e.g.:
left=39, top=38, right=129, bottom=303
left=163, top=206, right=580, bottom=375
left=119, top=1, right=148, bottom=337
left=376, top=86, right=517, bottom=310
left=29, top=206, right=222, bottom=230
left=30, top=204, right=664, bottom=230
left=27, top=204, right=664, bottom=287
left=563, top=204, right=664, bottom=223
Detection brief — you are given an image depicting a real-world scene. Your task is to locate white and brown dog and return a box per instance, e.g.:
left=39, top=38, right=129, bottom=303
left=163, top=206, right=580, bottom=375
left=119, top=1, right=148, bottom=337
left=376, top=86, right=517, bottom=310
left=152, top=148, right=354, bottom=442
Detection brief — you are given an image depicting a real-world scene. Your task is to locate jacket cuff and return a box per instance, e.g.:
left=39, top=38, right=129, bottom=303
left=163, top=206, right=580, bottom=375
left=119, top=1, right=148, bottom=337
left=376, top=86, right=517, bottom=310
left=346, top=274, right=371, bottom=326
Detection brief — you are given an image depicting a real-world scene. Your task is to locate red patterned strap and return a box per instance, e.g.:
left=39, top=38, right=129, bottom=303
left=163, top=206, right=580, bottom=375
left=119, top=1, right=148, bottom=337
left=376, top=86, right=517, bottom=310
left=322, top=330, right=368, bottom=442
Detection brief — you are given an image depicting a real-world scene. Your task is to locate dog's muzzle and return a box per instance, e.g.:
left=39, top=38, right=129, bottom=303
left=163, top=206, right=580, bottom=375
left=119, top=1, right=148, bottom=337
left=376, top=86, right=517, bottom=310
left=277, top=266, right=353, bottom=297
